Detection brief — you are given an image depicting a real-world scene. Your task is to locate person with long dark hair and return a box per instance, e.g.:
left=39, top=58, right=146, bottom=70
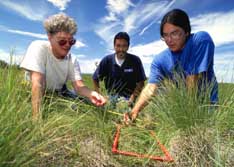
left=126, top=9, right=218, bottom=122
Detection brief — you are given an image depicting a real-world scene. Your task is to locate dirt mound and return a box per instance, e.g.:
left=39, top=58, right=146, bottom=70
left=78, top=137, right=122, bottom=167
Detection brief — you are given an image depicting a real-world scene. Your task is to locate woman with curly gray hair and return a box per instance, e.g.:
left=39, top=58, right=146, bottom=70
left=20, top=13, right=106, bottom=120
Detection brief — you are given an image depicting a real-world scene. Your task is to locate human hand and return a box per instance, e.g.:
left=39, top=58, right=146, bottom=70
left=123, top=111, right=138, bottom=125
left=90, top=91, right=107, bottom=106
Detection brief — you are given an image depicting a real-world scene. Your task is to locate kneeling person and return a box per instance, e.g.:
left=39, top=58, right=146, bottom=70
left=92, top=32, right=146, bottom=108
left=20, top=13, right=106, bottom=120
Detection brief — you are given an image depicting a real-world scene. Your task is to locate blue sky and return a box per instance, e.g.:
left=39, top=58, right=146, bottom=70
left=0, top=0, right=234, bottom=82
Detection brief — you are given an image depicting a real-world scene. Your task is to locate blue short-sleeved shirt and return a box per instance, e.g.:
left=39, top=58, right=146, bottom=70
left=93, top=53, right=146, bottom=98
left=149, top=31, right=218, bottom=103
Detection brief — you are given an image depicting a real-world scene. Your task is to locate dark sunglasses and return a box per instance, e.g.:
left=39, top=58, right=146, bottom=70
left=57, top=39, right=76, bottom=46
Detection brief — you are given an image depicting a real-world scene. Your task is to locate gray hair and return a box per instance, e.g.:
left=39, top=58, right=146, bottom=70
left=43, top=13, right=77, bottom=35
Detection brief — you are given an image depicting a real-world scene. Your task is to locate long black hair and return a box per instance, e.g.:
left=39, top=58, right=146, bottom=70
left=160, top=9, right=191, bottom=37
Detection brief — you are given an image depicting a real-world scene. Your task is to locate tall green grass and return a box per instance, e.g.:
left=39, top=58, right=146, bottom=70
left=0, top=64, right=234, bottom=166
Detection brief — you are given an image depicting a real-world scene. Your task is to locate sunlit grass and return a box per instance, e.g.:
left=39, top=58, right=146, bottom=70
left=0, top=63, right=234, bottom=166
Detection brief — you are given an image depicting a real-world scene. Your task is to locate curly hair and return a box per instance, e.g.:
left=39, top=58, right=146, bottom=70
left=43, top=13, right=77, bottom=35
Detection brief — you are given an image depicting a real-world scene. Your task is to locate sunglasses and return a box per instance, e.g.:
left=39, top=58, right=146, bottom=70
left=57, top=39, right=76, bottom=46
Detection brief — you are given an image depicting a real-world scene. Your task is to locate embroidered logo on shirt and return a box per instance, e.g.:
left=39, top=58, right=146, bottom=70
left=124, top=68, right=133, bottom=72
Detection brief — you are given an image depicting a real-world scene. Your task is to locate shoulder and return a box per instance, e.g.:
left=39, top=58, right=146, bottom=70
left=192, top=31, right=213, bottom=43
left=126, top=53, right=142, bottom=63
left=100, top=54, right=114, bottom=64
left=29, top=40, right=50, bottom=48
left=152, top=49, right=171, bottom=64
left=25, top=40, right=51, bottom=57
left=27, top=40, right=50, bottom=54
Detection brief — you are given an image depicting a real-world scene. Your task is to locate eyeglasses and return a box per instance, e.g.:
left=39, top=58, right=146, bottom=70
left=161, top=30, right=184, bottom=41
left=57, top=38, right=76, bottom=46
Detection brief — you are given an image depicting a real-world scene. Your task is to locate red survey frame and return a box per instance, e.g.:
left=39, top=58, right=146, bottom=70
left=112, top=125, right=174, bottom=162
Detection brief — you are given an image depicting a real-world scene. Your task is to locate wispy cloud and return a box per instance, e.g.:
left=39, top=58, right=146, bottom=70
left=0, top=1, right=49, bottom=21
left=124, top=0, right=175, bottom=34
left=96, top=0, right=173, bottom=48
left=1, top=25, right=87, bottom=48
left=191, top=10, right=234, bottom=47
left=0, top=24, right=47, bottom=39
left=138, top=0, right=175, bottom=35
left=96, top=0, right=135, bottom=45
left=7, top=29, right=47, bottom=39
left=47, top=0, right=71, bottom=11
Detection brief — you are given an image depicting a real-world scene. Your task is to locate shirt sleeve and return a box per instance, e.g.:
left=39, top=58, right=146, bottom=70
left=20, top=41, right=46, bottom=74
left=92, top=58, right=106, bottom=81
left=68, top=57, right=82, bottom=81
left=188, top=32, right=215, bottom=75
left=135, top=57, right=146, bottom=82
left=148, top=56, right=163, bottom=84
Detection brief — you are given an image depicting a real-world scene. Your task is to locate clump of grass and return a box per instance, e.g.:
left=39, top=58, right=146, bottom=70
left=137, top=77, right=234, bottom=166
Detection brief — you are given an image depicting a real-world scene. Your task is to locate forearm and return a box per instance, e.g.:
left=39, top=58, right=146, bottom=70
left=73, top=80, right=106, bottom=106
left=73, top=80, right=93, bottom=98
left=31, top=71, right=45, bottom=120
left=131, top=83, right=157, bottom=115
left=31, top=83, right=43, bottom=119
left=186, top=75, right=199, bottom=94
left=76, top=85, right=93, bottom=99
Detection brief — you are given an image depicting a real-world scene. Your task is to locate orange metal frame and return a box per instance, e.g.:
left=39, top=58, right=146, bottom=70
left=112, top=125, right=174, bottom=162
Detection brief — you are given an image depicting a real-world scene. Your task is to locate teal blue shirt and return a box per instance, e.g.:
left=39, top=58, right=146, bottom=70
left=149, top=31, right=218, bottom=103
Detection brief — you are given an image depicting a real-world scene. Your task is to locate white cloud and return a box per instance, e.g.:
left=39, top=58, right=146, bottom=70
left=129, top=40, right=167, bottom=63
left=72, top=54, right=101, bottom=74
left=72, top=54, right=87, bottom=59
left=7, top=29, right=47, bottom=39
left=47, top=0, right=71, bottom=11
left=0, top=1, right=48, bottom=21
left=128, top=40, right=167, bottom=77
left=74, top=40, right=86, bottom=49
left=191, top=10, right=234, bottom=47
left=103, top=12, right=118, bottom=22
left=106, top=0, right=134, bottom=14
left=214, top=51, right=234, bottom=83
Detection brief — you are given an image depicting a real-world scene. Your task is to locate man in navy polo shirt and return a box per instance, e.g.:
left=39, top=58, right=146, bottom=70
left=126, top=9, right=218, bottom=122
left=93, top=32, right=146, bottom=107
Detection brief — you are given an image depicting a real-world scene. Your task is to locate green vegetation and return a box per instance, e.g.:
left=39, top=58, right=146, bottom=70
left=0, top=65, right=234, bottom=167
